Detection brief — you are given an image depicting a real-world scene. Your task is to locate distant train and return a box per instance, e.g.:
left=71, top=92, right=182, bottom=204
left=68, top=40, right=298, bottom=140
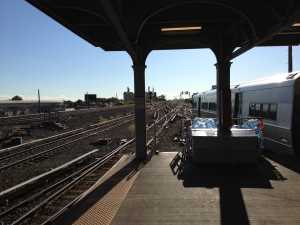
left=192, top=71, right=300, bottom=155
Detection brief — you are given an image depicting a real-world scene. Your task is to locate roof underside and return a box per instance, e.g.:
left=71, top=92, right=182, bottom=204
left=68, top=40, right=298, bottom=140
left=26, top=0, right=300, bottom=58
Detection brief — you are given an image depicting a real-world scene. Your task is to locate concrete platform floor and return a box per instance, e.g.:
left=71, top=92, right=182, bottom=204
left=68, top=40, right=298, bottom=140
left=67, top=151, right=300, bottom=225
left=110, top=152, right=300, bottom=225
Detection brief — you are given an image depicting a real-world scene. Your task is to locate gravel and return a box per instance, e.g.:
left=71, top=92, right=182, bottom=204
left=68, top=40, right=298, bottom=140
left=0, top=109, right=155, bottom=192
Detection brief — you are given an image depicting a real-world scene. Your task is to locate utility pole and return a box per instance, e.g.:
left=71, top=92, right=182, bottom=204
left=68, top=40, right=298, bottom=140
left=38, top=89, right=41, bottom=114
left=152, top=87, right=155, bottom=102
left=288, top=45, right=293, bottom=73
left=86, top=92, right=89, bottom=108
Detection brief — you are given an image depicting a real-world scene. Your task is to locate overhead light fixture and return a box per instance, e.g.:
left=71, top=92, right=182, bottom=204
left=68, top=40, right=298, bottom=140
left=161, top=26, right=202, bottom=32
left=292, top=23, right=300, bottom=27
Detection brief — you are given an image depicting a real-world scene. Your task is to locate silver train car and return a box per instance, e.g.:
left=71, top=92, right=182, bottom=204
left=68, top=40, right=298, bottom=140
left=192, top=71, right=300, bottom=155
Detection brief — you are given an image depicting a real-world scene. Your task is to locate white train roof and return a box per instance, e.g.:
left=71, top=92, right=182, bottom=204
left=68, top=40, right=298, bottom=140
left=233, top=71, right=300, bottom=90
left=194, top=71, right=300, bottom=97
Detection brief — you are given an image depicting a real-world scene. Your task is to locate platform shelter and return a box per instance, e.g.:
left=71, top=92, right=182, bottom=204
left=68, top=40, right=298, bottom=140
left=26, top=0, right=300, bottom=160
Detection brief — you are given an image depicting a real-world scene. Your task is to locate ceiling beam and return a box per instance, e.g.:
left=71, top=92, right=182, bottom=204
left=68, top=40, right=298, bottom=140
left=99, top=0, right=136, bottom=58
left=230, top=22, right=294, bottom=60
left=148, top=18, right=235, bottom=25
left=230, top=8, right=299, bottom=60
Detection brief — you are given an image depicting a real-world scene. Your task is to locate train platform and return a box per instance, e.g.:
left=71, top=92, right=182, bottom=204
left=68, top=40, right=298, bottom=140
left=56, top=150, right=300, bottom=225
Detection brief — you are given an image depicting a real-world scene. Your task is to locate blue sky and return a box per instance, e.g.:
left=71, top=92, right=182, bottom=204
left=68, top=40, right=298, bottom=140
left=0, top=1, right=299, bottom=101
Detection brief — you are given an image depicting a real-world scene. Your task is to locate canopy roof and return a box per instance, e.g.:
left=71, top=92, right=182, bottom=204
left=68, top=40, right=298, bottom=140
left=26, top=0, right=300, bottom=59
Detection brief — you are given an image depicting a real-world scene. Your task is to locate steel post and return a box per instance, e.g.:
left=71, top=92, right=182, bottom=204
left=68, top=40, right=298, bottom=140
left=215, top=60, right=232, bottom=136
left=154, top=120, right=157, bottom=147
left=288, top=45, right=293, bottom=73
left=133, top=62, right=147, bottom=160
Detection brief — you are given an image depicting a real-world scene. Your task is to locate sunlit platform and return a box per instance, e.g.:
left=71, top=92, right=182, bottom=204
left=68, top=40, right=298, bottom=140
left=57, top=151, right=300, bottom=225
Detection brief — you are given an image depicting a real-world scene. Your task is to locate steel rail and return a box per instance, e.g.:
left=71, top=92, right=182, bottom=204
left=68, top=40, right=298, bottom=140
left=0, top=128, right=84, bottom=156
left=0, top=109, right=163, bottom=218
left=0, top=114, right=134, bottom=161
left=147, top=110, right=178, bottom=146
left=0, top=106, right=169, bottom=225
left=0, top=149, right=99, bottom=202
left=0, top=150, right=105, bottom=218
left=0, top=114, right=134, bottom=156
left=41, top=109, right=178, bottom=225
left=0, top=105, right=135, bottom=125
left=8, top=138, right=135, bottom=225
left=0, top=118, right=134, bottom=171
left=0, top=107, right=159, bottom=170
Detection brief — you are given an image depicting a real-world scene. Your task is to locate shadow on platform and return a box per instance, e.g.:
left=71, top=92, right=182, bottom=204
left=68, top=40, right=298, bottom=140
left=264, top=149, right=300, bottom=174
left=171, top=155, right=286, bottom=225
left=53, top=158, right=142, bottom=225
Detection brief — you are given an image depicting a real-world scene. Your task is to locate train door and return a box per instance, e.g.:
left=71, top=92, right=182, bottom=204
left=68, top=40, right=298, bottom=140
left=234, top=92, right=242, bottom=119
left=198, top=96, right=201, bottom=117
left=292, top=79, right=300, bottom=155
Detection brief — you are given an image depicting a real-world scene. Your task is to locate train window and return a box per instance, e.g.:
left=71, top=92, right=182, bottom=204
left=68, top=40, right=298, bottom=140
left=262, top=104, right=269, bottom=118
left=202, top=102, right=208, bottom=110
left=269, top=104, right=277, bottom=120
left=249, top=104, right=255, bottom=116
left=249, top=103, right=277, bottom=120
left=255, top=104, right=261, bottom=117
left=209, top=102, right=216, bottom=111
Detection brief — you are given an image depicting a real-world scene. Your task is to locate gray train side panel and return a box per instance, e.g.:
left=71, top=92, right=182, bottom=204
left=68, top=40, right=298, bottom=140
left=240, top=85, right=294, bottom=147
left=192, top=72, right=300, bottom=150
left=240, top=85, right=293, bottom=128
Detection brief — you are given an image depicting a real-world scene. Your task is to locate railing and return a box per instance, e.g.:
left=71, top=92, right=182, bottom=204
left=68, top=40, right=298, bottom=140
left=232, top=117, right=264, bottom=128
left=146, top=108, right=178, bottom=156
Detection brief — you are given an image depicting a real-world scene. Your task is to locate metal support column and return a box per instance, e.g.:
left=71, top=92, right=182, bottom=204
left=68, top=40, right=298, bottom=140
left=215, top=59, right=232, bottom=136
left=288, top=45, right=293, bottom=73
left=132, top=61, right=147, bottom=160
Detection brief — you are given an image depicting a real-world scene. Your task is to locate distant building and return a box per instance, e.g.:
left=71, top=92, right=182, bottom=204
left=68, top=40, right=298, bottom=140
left=95, top=97, right=118, bottom=107
left=180, top=91, right=191, bottom=99
left=84, top=94, right=97, bottom=105
left=123, top=86, right=158, bottom=103
left=95, top=97, right=106, bottom=107
left=146, top=87, right=157, bottom=102
left=157, top=95, right=166, bottom=101
left=146, top=91, right=157, bottom=101
left=0, top=100, right=65, bottom=116
left=123, top=87, right=134, bottom=102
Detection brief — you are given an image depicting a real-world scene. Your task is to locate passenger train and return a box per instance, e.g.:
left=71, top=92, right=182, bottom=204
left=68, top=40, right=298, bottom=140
left=192, top=71, right=300, bottom=155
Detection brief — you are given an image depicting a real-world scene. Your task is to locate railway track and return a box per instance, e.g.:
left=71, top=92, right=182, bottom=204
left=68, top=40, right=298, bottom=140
left=0, top=103, right=165, bottom=164
left=0, top=107, right=178, bottom=225
left=0, top=113, right=47, bottom=126
left=0, top=104, right=136, bottom=126
left=0, top=114, right=135, bottom=171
